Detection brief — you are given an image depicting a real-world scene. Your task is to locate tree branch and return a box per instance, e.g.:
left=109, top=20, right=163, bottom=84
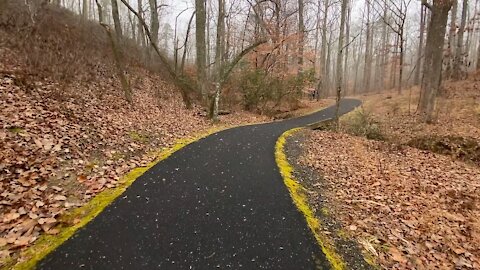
left=220, top=39, right=267, bottom=85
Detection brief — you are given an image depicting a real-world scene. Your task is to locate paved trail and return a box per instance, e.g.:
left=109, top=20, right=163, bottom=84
left=38, top=99, right=361, bottom=270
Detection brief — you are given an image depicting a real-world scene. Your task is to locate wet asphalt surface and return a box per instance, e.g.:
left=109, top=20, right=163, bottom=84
left=38, top=99, right=361, bottom=270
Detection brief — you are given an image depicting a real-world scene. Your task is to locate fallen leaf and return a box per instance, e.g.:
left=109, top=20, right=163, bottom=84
left=53, top=195, right=67, bottom=201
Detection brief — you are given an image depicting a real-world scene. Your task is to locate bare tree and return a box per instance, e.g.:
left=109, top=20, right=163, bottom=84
left=374, top=0, right=412, bottom=94
left=120, top=0, right=193, bottom=107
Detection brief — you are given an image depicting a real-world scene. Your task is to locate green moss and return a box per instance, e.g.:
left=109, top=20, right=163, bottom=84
left=128, top=131, right=149, bottom=143
left=111, top=152, right=124, bottom=161
left=336, top=229, right=349, bottom=240
left=7, top=126, right=25, bottom=133
left=275, top=128, right=346, bottom=270
left=320, top=207, right=330, bottom=216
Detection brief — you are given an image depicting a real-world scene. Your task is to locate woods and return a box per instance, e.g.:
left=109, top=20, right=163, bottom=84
left=2, top=0, right=480, bottom=269
left=31, top=0, right=480, bottom=123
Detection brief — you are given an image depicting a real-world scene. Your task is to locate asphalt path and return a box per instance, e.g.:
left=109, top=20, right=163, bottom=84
left=38, top=99, right=361, bottom=270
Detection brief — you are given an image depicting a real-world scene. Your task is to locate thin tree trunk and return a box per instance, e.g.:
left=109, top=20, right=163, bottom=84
left=335, top=0, right=348, bottom=125
left=297, top=0, right=305, bottom=74
left=195, top=0, right=207, bottom=101
left=343, top=1, right=351, bottom=94
left=137, top=0, right=146, bottom=47
left=82, top=0, right=88, bottom=19
left=446, top=0, right=457, bottom=78
left=149, top=0, right=159, bottom=47
left=364, top=0, right=372, bottom=92
left=452, top=0, right=468, bottom=79
left=211, top=0, right=225, bottom=121
left=414, top=5, right=426, bottom=85
left=316, top=0, right=329, bottom=99
left=111, top=0, right=122, bottom=38
left=180, top=11, right=196, bottom=75
left=353, top=24, right=364, bottom=94
left=128, top=10, right=136, bottom=41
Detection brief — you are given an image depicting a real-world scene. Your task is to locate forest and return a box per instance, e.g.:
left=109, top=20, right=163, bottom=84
left=0, top=0, right=479, bottom=269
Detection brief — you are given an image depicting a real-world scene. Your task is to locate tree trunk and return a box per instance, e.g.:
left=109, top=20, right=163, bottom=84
left=398, top=29, right=404, bottom=94
left=326, top=31, right=333, bottom=96
left=128, top=10, right=136, bottom=41
left=414, top=5, right=426, bottom=85
left=343, top=2, right=351, bottom=94
left=297, top=0, right=305, bottom=74
left=364, top=0, right=372, bottom=92
left=316, top=0, right=329, bottom=100
left=445, top=0, right=457, bottom=78
left=137, top=0, right=146, bottom=48
left=353, top=24, right=364, bottom=94
left=211, top=0, right=225, bottom=121
left=82, top=0, right=88, bottom=19
left=195, top=0, right=207, bottom=101
left=452, top=0, right=468, bottom=79
left=111, top=0, right=123, bottom=39
left=180, top=11, right=195, bottom=75
left=418, top=0, right=452, bottom=123
left=149, top=0, right=159, bottom=46
left=335, top=0, right=348, bottom=125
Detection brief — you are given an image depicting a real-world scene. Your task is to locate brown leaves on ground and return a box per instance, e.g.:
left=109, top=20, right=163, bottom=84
left=357, top=81, right=480, bottom=144
left=301, top=130, right=480, bottom=269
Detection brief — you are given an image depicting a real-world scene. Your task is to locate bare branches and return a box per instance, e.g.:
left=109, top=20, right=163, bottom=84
left=220, top=39, right=267, bottom=85
left=119, top=0, right=193, bottom=107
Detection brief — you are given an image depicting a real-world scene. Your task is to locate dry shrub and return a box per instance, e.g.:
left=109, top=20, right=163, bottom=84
left=340, top=108, right=384, bottom=140
left=231, top=68, right=314, bottom=115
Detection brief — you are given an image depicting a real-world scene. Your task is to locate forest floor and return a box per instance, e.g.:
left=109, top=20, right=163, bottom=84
left=294, top=79, right=480, bottom=269
left=1, top=58, right=336, bottom=267
left=0, top=47, right=334, bottom=266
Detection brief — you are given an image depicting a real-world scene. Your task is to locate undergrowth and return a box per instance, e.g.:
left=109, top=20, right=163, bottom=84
left=340, top=108, right=384, bottom=141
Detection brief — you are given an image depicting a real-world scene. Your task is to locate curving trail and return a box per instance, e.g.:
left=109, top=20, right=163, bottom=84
left=38, top=99, right=361, bottom=270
